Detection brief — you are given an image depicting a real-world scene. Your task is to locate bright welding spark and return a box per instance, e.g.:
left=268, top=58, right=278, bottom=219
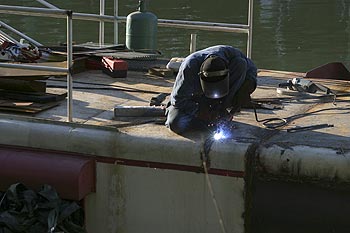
left=213, top=130, right=226, bottom=140
left=213, top=123, right=233, bottom=140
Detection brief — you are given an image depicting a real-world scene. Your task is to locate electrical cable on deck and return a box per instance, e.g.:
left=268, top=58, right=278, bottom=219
left=254, top=103, right=350, bottom=130
left=201, top=136, right=228, bottom=233
left=253, top=104, right=288, bottom=129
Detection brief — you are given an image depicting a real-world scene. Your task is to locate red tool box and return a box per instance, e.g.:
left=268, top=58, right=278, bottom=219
left=86, top=57, right=102, bottom=70
left=102, top=57, right=128, bottom=78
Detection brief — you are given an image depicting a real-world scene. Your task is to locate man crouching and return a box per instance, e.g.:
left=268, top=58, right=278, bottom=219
left=165, top=45, right=257, bottom=135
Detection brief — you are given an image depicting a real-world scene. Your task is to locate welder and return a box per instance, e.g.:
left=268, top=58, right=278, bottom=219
left=165, top=45, right=257, bottom=134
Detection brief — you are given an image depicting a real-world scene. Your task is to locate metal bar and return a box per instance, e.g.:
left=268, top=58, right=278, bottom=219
left=35, top=0, right=59, bottom=9
left=0, top=5, right=74, bottom=121
left=0, top=5, right=69, bottom=17
left=0, top=1, right=255, bottom=126
left=158, top=19, right=249, bottom=29
left=0, top=5, right=249, bottom=34
left=0, top=63, right=68, bottom=73
left=99, top=0, right=105, bottom=45
left=159, top=23, right=249, bottom=33
left=72, top=12, right=116, bottom=22
left=71, top=14, right=250, bottom=32
left=0, top=29, right=19, bottom=44
left=0, top=5, right=115, bottom=22
left=114, top=0, right=119, bottom=44
left=71, top=14, right=249, bottom=33
left=247, top=0, right=254, bottom=58
left=287, top=124, right=334, bottom=133
left=0, top=21, right=42, bottom=47
left=76, top=14, right=248, bottom=33
left=190, top=34, right=197, bottom=54
left=67, top=12, right=73, bottom=122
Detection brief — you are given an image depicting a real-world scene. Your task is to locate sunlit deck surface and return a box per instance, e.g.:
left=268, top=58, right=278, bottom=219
left=31, top=66, right=350, bottom=150
left=2, top=62, right=350, bottom=233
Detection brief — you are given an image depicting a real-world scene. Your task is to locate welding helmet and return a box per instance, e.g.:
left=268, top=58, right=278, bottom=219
left=198, top=55, right=229, bottom=99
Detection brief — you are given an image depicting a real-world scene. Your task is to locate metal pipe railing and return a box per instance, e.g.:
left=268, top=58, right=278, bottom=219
left=99, top=0, right=105, bottom=45
left=66, top=0, right=253, bottom=55
left=0, top=21, right=43, bottom=47
left=158, top=19, right=249, bottom=30
left=247, top=0, right=254, bottom=58
left=0, top=29, right=19, bottom=44
left=0, top=4, right=251, bottom=38
left=66, top=11, right=73, bottom=122
left=0, top=1, right=254, bottom=122
left=1, top=2, right=253, bottom=41
left=0, top=5, right=69, bottom=17
left=0, top=5, right=74, bottom=122
left=158, top=20, right=249, bottom=33
left=114, top=0, right=119, bottom=45
left=35, top=0, right=59, bottom=9
left=190, top=34, right=197, bottom=54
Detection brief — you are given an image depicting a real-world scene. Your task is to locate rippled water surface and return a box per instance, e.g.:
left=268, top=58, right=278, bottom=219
left=2, top=0, right=350, bottom=72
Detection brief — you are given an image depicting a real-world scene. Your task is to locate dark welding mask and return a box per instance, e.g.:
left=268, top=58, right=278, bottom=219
left=198, top=56, right=229, bottom=99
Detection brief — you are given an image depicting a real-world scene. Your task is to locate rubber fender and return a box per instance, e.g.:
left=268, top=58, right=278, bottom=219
left=0, top=145, right=95, bottom=201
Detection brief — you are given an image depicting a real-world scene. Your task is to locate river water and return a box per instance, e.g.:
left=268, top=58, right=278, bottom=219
left=2, top=0, right=350, bottom=72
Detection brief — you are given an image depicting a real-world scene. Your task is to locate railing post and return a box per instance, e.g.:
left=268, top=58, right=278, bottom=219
left=247, top=0, right=254, bottom=58
left=67, top=10, right=73, bottom=122
left=190, top=33, right=197, bottom=54
left=0, top=3, right=255, bottom=123
left=99, top=0, right=105, bottom=46
left=114, top=0, right=119, bottom=45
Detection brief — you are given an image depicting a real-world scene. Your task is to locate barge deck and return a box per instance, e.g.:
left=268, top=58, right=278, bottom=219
left=0, top=65, right=350, bottom=232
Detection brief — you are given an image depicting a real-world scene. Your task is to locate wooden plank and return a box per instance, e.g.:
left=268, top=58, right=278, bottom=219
left=0, top=58, right=87, bottom=80
left=0, top=101, right=33, bottom=107
left=0, top=61, right=67, bottom=80
left=0, top=79, right=46, bottom=92
left=0, top=99, right=59, bottom=114
left=0, top=90, right=67, bottom=103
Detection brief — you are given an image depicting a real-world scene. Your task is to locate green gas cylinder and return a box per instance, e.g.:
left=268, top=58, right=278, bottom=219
left=126, top=0, right=157, bottom=51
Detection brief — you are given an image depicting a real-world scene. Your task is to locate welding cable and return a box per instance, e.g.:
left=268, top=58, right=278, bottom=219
left=253, top=105, right=288, bottom=129
left=331, top=92, right=337, bottom=105
left=201, top=137, right=228, bottom=233
left=202, top=160, right=228, bottom=233
left=313, top=83, right=338, bottom=105
left=325, top=92, right=350, bottom=105
left=252, top=94, right=340, bottom=129
left=253, top=104, right=350, bottom=130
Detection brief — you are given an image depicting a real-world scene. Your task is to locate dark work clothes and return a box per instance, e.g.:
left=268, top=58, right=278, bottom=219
left=166, top=45, right=257, bottom=134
